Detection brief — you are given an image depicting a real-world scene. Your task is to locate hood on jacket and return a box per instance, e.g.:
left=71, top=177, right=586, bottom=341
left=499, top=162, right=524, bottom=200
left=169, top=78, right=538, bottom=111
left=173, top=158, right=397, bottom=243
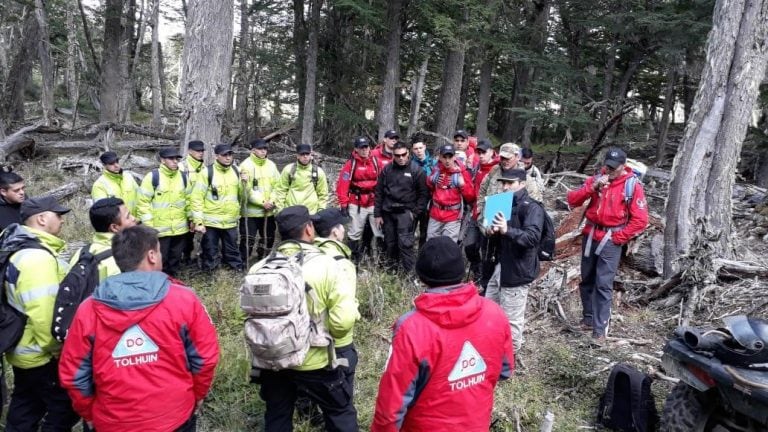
left=414, top=284, right=483, bottom=329
left=92, top=271, right=170, bottom=331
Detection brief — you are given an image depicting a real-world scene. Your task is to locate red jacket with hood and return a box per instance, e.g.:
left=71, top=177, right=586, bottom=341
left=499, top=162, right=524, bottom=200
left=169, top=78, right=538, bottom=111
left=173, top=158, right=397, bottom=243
left=336, top=151, right=380, bottom=208
left=426, top=161, right=476, bottom=222
left=371, top=283, right=514, bottom=432
left=59, top=271, right=220, bottom=432
left=566, top=166, right=649, bottom=244
left=472, top=154, right=500, bottom=219
left=371, top=144, right=394, bottom=169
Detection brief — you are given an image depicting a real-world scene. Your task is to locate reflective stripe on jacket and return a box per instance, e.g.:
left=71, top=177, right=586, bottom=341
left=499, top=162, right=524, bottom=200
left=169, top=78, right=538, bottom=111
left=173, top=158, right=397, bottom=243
left=91, top=171, right=140, bottom=216
left=190, top=162, right=242, bottom=229
left=137, top=165, right=190, bottom=237
left=272, top=162, right=329, bottom=214
left=313, top=237, right=359, bottom=348
left=4, top=226, right=68, bottom=369
left=239, top=154, right=280, bottom=218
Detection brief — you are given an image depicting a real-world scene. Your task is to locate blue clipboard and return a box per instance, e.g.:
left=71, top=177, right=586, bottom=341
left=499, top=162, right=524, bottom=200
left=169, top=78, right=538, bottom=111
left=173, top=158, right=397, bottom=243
left=483, top=191, right=514, bottom=228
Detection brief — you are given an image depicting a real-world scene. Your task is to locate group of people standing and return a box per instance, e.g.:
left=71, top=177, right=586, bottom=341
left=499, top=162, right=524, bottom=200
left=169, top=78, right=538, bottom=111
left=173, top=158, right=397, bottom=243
left=0, top=130, right=648, bottom=431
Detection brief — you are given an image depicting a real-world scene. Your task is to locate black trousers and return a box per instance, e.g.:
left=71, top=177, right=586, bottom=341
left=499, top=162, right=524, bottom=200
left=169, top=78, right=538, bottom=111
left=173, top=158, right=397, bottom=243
left=239, top=216, right=276, bottom=263
left=335, top=344, right=358, bottom=399
left=5, top=360, right=80, bottom=432
left=201, top=226, right=243, bottom=271
left=415, top=211, right=430, bottom=251
left=160, top=234, right=186, bottom=277
left=259, top=366, right=358, bottom=432
left=381, top=210, right=416, bottom=273
left=182, top=231, right=196, bottom=263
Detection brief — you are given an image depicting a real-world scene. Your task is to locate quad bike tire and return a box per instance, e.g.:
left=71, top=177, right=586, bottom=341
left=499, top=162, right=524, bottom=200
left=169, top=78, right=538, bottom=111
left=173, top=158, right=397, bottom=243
left=660, top=382, right=711, bottom=431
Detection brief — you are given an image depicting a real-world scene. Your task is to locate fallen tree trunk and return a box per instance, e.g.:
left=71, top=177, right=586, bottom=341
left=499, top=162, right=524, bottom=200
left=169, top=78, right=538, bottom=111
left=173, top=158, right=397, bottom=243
left=42, top=182, right=80, bottom=201
left=45, top=140, right=174, bottom=152
left=84, top=122, right=179, bottom=140
left=0, top=123, right=43, bottom=162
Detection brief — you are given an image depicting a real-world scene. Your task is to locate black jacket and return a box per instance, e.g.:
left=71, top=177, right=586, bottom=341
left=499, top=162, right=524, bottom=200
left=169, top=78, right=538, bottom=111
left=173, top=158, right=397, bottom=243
left=497, top=188, right=544, bottom=287
left=374, top=161, right=430, bottom=217
left=0, top=196, right=21, bottom=230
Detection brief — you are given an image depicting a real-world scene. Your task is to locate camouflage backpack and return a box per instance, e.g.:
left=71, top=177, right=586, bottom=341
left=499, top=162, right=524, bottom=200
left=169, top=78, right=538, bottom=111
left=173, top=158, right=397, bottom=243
left=240, top=241, right=343, bottom=370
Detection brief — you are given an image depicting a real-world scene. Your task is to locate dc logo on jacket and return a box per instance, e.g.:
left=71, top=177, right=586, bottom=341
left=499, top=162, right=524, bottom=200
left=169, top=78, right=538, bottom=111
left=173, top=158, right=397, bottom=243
left=112, top=324, right=159, bottom=368
left=448, top=341, right=487, bottom=391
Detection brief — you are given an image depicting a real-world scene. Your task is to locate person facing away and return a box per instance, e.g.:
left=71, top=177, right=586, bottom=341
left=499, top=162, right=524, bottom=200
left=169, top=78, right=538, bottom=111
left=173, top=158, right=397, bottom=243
left=425, top=144, right=476, bottom=242
left=484, top=168, right=544, bottom=354
left=336, top=136, right=384, bottom=264
left=70, top=197, right=137, bottom=282
left=250, top=205, right=359, bottom=431
left=179, top=140, right=207, bottom=265
left=58, top=225, right=220, bottom=432
left=3, top=196, right=80, bottom=431
left=190, top=143, right=245, bottom=271
left=566, top=147, right=648, bottom=344
left=371, top=236, right=514, bottom=432
left=373, top=141, right=430, bottom=273
left=238, top=138, right=280, bottom=262
left=136, top=147, right=193, bottom=277
left=91, top=151, right=139, bottom=217
left=272, top=143, right=329, bottom=214
left=0, top=170, right=25, bottom=230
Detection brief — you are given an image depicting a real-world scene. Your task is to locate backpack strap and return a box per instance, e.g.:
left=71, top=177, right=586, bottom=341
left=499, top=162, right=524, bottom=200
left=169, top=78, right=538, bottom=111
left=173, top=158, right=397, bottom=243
left=207, top=165, right=215, bottom=190
left=310, top=164, right=319, bottom=188
left=287, top=163, right=297, bottom=187
left=93, top=248, right=113, bottom=263
left=151, top=169, right=159, bottom=191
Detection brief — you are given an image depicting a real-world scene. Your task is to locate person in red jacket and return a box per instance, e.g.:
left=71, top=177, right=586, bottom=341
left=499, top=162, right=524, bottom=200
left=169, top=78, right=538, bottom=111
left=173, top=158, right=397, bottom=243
left=453, top=130, right=477, bottom=172
left=566, top=148, right=648, bottom=344
left=59, top=225, right=220, bottom=432
left=372, top=129, right=398, bottom=168
left=464, top=139, right=500, bottom=287
left=426, top=144, right=475, bottom=242
left=336, top=136, right=382, bottom=263
left=371, top=236, right=514, bottom=432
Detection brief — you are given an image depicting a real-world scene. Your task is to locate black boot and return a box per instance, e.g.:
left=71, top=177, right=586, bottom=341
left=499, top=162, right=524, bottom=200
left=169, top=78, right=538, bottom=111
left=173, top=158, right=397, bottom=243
left=348, top=239, right=362, bottom=265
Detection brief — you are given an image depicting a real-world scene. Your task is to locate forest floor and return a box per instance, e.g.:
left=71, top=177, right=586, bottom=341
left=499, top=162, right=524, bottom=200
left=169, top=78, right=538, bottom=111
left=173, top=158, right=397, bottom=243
left=1, top=138, right=766, bottom=431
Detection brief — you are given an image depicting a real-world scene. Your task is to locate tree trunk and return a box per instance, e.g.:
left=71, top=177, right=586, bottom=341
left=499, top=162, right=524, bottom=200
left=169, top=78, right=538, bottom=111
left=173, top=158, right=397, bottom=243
left=663, top=0, right=768, bottom=278
left=293, top=0, right=307, bottom=128
left=654, top=68, right=677, bottom=165
left=118, top=0, right=137, bottom=121
left=158, top=42, right=167, bottom=112
left=435, top=48, right=466, bottom=146
left=475, top=56, right=493, bottom=140
left=180, top=0, right=235, bottom=159
left=78, top=0, right=101, bottom=75
left=66, top=0, right=80, bottom=129
left=33, top=0, right=54, bottom=125
left=2, top=12, right=38, bottom=124
left=406, top=45, right=430, bottom=139
left=150, top=0, right=161, bottom=127
left=376, top=0, right=403, bottom=141
left=300, top=0, right=322, bottom=145
left=100, top=0, right=125, bottom=122
left=456, top=55, right=473, bottom=131
left=237, top=0, right=250, bottom=138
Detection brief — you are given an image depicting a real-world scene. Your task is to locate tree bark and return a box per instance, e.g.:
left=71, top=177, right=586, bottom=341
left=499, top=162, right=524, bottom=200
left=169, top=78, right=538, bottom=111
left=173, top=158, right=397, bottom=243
left=435, top=47, right=466, bottom=146
left=100, top=0, right=125, bottom=122
left=300, top=0, right=322, bottom=145
left=406, top=44, right=430, bottom=139
left=376, top=0, right=403, bottom=141
left=456, top=55, right=473, bottom=131
left=118, top=0, right=137, bottom=121
left=33, top=0, right=54, bottom=125
left=158, top=42, right=167, bottom=112
left=66, top=0, right=80, bottom=129
left=293, top=0, right=307, bottom=128
left=654, top=68, right=677, bottom=165
left=475, top=56, right=493, bottom=140
left=2, top=12, right=39, bottom=124
left=150, top=0, right=161, bottom=127
left=180, top=0, right=235, bottom=160
left=78, top=0, right=101, bottom=75
left=237, top=0, right=250, bottom=138
left=663, top=0, right=768, bottom=278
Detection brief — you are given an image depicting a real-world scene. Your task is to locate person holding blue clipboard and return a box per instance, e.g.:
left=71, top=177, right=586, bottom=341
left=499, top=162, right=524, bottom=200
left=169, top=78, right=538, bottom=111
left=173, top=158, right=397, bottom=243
left=484, top=168, right=545, bottom=361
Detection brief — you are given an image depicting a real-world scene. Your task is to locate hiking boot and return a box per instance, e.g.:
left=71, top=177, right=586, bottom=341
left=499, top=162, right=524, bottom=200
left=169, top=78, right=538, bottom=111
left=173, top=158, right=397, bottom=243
left=590, top=336, right=607, bottom=348
left=578, top=318, right=593, bottom=332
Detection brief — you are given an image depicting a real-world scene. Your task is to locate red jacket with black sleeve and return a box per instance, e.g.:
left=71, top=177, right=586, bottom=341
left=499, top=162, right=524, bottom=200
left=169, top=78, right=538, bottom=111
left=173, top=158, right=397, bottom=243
left=426, top=161, right=476, bottom=223
left=566, top=166, right=649, bottom=245
left=59, top=271, right=219, bottom=432
left=371, top=283, right=514, bottom=432
left=336, top=151, right=380, bottom=208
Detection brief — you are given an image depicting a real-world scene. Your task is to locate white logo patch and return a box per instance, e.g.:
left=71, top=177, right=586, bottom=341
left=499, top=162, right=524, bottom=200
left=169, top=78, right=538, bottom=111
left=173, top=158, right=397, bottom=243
left=448, top=341, right=487, bottom=391
left=112, top=324, right=159, bottom=367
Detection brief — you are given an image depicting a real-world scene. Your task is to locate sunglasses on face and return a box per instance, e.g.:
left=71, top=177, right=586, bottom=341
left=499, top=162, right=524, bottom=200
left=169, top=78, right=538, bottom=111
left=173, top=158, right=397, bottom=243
left=393, top=152, right=409, bottom=158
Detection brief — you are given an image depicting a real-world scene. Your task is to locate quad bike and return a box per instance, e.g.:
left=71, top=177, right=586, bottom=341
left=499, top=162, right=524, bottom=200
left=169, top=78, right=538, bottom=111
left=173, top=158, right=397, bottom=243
left=660, top=315, right=768, bottom=432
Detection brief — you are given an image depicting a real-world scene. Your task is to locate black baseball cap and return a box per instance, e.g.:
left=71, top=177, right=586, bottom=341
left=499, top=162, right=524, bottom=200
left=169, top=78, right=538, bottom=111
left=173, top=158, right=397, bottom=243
left=276, top=205, right=312, bottom=237
left=187, top=140, right=205, bottom=152
left=603, top=148, right=627, bottom=169
left=354, top=137, right=370, bottom=148
left=439, top=144, right=456, bottom=156
left=311, top=208, right=350, bottom=237
left=497, top=168, right=527, bottom=182
left=250, top=139, right=268, bottom=149
left=476, top=139, right=492, bottom=152
left=453, top=130, right=469, bottom=139
left=384, top=130, right=399, bottom=139
left=214, top=144, right=233, bottom=155
left=99, top=151, right=119, bottom=165
left=20, top=196, right=71, bottom=221
left=296, top=143, right=312, bottom=154
left=159, top=147, right=182, bottom=159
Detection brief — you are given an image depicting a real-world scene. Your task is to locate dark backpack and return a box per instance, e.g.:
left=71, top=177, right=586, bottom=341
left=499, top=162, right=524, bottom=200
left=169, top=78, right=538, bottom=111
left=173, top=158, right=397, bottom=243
left=151, top=169, right=188, bottom=191
left=51, top=245, right=113, bottom=343
left=206, top=164, right=240, bottom=199
left=287, top=162, right=319, bottom=189
left=597, top=363, right=659, bottom=432
left=528, top=199, right=556, bottom=261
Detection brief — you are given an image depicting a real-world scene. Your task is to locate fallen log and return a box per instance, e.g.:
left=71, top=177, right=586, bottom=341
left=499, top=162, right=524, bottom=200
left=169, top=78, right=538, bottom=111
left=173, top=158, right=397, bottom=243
left=0, top=123, right=43, bottom=162
left=84, top=122, right=179, bottom=140
left=714, top=259, right=768, bottom=278
left=44, top=140, right=175, bottom=152
left=41, top=182, right=81, bottom=201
